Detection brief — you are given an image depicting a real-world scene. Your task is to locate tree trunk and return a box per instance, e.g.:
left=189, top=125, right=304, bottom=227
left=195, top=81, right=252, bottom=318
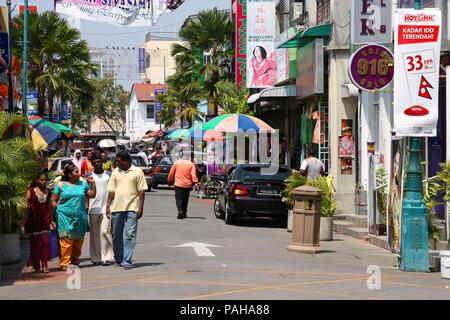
left=37, top=83, right=45, bottom=117
left=47, top=89, right=54, bottom=122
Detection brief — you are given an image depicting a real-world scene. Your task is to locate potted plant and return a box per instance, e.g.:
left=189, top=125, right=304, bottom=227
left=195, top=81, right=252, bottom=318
left=0, top=113, right=42, bottom=265
left=282, top=171, right=307, bottom=232
left=424, top=178, right=444, bottom=250
left=307, top=175, right=336, bottom=241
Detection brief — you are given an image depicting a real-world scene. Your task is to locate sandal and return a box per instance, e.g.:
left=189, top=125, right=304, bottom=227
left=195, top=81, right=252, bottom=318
left=42, top=268, right=50, bottom=274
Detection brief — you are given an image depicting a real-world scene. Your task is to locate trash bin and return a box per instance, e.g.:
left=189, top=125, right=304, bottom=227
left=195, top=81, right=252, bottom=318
left=439, top=250, right=450, bottom=279
left=287, top=185, right=324, bottom=254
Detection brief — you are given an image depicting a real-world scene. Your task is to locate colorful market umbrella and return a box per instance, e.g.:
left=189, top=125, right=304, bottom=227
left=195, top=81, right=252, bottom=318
left=167, top=128, right=190, bottom=140
left=28, top=116, right=75, bottom=149
left=203, top=113, right=274, bottom=133
left=203, top=130, right=224, bottom=141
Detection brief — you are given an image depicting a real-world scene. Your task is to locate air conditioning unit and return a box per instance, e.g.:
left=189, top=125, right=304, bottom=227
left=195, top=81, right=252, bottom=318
left=290, top=2, right=306, bottom=25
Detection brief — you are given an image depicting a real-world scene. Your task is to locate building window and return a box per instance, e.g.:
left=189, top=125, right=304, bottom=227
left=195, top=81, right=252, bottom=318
left=147, top=104, right=155, bottom=119
left=316, top=0, right=331, bottom=24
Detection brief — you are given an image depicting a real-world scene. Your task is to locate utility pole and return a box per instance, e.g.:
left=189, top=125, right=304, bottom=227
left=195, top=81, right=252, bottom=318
left=400, top=0, right=429, bottom=272
left=6, top=0, right=13, bottom=115
left=21, top=0, right=28, bottom=120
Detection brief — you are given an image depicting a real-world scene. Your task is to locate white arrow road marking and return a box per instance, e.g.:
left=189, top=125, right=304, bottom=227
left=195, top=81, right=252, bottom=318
left=173, top=242, right=223, bottom=257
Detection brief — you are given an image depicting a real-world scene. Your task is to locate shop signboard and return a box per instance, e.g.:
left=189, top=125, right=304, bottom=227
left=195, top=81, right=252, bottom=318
left=246, top=0, right=276, bottom=88
left=296, top=39, right=324, bottom=100
left=351, top=0, right=393, bottom=44
left=394, top=9, right=442, bottom=136
left=139, top=48, right=146, bottom=74
left=0, top=8, right=8, bottom=75
left=154, top=88, right=165, bottom=125
left=236, top=0, right=247, bottom=89
left=348, top=44, right=394, bottom=92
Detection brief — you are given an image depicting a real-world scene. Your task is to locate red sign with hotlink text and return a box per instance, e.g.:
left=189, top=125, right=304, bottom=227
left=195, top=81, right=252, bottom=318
left=236, top=0, right=246, bottom=90
left=397, top=25, right=440, bottom=44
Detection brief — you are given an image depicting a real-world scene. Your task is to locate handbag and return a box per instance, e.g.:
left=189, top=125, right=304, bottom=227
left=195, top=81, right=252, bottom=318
left=48, top=228, right=60, bottom=260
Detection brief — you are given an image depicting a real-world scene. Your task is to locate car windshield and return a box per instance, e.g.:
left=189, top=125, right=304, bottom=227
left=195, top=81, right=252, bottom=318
left=157, top=156, right=173, bottom=165
left=238, top=166, right=290, bottom=181
left=131, top=156, right=145, bottom=166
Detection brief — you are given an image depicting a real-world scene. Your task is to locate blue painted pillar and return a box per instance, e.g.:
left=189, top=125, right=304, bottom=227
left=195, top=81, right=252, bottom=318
left=400, top=138, right=429, bottom=272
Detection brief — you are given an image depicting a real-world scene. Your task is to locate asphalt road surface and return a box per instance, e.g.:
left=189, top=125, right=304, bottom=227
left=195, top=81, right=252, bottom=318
left=1, top=188, right=449, bottom=300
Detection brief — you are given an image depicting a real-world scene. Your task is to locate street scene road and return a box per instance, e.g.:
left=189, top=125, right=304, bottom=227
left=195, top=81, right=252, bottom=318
left=1, top=188, right=448, bottom=300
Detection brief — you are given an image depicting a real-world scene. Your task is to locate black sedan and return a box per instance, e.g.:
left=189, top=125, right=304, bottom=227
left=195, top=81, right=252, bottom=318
left=213, top=164, right=291, bottom=225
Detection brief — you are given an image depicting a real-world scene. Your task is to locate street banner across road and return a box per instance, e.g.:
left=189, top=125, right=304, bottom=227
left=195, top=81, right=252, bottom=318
left=394, top=9, right=442, bottom=137
left=54, top=0, right=169, bottom=27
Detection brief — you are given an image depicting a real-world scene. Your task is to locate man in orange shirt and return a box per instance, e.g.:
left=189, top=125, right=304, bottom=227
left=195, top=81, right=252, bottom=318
left=168, top=152, right=198, bottom=219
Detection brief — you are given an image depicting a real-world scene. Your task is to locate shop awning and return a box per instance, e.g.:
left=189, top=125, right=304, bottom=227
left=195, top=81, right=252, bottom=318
left=247, top=85, right=296, bottom=104
left=278, top=23, right=332, bottom=49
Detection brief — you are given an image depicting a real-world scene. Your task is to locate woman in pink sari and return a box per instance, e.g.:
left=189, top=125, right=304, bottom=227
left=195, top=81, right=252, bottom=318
left=250, top=46, right=275, bottom=87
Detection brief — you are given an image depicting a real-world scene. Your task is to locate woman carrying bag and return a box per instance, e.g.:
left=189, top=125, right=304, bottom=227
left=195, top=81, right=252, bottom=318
left=52, top=164, right=96, bottom=271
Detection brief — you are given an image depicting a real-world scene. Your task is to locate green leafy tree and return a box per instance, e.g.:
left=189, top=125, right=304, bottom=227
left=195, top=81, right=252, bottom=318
left=173, top=8, right=234, bottom=115
left=13, top=12, right=97, bottom=120
left=0, top=113, right=42, bottom=234
left=216, top=80, right=253, bottom=115
left=89, top=77, right=129, bottom=135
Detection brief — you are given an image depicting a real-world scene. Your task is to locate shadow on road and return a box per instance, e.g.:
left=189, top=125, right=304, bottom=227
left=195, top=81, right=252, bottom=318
left=231, top=218, right=288, bottom=229
left=185, top=217, right=206, bottom=220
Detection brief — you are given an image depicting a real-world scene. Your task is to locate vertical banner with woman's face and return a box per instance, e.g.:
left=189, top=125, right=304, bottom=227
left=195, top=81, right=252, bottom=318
left=387, top=138, right=406, bottom=254
left=246, top=0, right=276, bottom=88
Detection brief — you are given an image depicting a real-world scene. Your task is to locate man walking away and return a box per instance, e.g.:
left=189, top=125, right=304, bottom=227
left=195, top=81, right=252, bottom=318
left=300, top=150, right=325, bottom=180
left=89, top=152, right=114, bottom=266
left=168, top=152, right=198, bottom=219
left=106, top=151, right=148, bottom=270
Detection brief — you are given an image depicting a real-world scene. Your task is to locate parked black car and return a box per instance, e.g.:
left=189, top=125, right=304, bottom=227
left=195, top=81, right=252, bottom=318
left=151, top=154, right=207, bottom=189
left=213, top=164, right=291, bottom=225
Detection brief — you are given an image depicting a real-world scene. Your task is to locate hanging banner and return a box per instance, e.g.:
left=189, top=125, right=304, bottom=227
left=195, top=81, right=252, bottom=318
left=387, top=138, right=407, bottom=254
left=394, top=9, right=442, bottom=136
left=236, top=0, right=247, bottom=89
left=139, top=48, right=146, bottom=74
left=54, top=0, right=169, bottom=27
left=246, top=0, right=276, bottom=88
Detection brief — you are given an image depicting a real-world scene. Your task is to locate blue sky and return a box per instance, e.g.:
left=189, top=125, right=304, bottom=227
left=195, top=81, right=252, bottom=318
left=5, top=0, right=230, bottom=89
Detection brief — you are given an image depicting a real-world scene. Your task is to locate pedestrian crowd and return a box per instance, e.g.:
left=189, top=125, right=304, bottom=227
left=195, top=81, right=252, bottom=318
left=22, top=149, right=148, bottom=273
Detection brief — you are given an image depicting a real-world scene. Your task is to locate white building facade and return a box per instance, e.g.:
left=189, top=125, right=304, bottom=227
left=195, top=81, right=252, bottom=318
left=126, top=83, right=165, bottom=142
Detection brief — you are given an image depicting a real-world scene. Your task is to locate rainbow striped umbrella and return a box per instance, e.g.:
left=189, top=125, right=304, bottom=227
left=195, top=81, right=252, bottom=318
left=28, top=116, right=75, bottom=149
left=203, top=113, right=275, bottom=133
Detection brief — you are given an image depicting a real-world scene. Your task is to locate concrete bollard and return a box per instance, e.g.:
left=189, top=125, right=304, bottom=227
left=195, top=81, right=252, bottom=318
left=287, top=185, right=324, bottom=254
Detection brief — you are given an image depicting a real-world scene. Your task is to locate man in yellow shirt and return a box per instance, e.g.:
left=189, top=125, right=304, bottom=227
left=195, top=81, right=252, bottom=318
left=106, top=151, right=148, bottom=270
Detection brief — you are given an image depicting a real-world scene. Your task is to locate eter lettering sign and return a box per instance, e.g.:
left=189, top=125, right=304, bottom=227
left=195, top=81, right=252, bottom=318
left=348, top=44, right=394, bottom=92
left=351, top=0, right=392, bottom=44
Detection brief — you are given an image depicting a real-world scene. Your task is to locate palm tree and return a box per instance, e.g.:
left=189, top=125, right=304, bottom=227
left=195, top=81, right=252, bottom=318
left=13, top=12, right=97, bottom=120
left=174, top=8, right=234, bottom=115
left=0, top=113, right=42, bottom=234
left=216, top=80, right=253, bottom=115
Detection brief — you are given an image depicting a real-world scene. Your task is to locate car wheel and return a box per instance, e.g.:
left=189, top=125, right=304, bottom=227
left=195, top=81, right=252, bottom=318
left=224, top=202, right=234, bottom=225
left=214, top=198, right=224, bottom=219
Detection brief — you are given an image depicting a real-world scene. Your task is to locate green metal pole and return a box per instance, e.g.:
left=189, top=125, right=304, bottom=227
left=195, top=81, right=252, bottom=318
left=22, top=0, right=28, bottom=119
left=414, top=0, right=421, bottom=10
